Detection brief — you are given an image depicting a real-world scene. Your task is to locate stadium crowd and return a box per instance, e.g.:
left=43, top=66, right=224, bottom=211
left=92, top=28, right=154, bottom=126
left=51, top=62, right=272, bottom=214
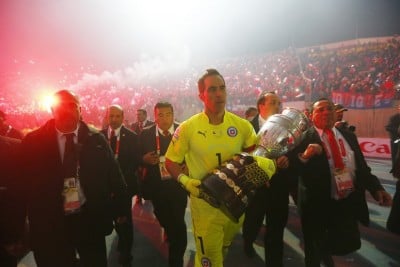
left=0, top=36, right=399, bottom=133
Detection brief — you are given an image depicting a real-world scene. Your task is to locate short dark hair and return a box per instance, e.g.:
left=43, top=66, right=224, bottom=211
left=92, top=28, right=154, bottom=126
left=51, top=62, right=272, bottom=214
left=154, top=102, right=174, bottom=113
left=197, top=68, right=225, bottom=94
left=334, top=103, right=348, bottom=112
left=245, top=107, right=257, bottom=117
left=108, top=104, right=124, bottom=116
left=256, top=91, right=276, bottom=110
left=310, top=97, right=333, bottom=113
left=137, top=109, right=147, bottom=116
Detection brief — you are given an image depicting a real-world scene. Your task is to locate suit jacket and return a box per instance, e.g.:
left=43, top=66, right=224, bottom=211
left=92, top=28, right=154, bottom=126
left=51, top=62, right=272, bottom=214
left=0, top=125, right=24, bottom=140
left=21, top=119, right=128, bottom=248
left=293, top=126, right=384, bottom=226
left=101, top=126, right=140, bottom=196
left=138, top=123, right=179, bottom=199
left=250, top=114, right=261, bottom=133
left=249, top=113, right=293, bottom=201
left=131, top=120, right=154, bottom=134
left=0, top=136, right=24, bottom=245
left=385, top=113, right=400, bottom=170
left=385, top=113, right=400, bottom=141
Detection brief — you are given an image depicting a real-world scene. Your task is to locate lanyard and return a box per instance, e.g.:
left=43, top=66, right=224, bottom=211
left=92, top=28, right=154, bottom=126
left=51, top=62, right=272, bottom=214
left=114, top=137, right=120, bottom=159
left=155, top=127, right=173, bottom=156
left=155, top=129, right=161, bottom=156
left=338, top=138, right=347, bottom=156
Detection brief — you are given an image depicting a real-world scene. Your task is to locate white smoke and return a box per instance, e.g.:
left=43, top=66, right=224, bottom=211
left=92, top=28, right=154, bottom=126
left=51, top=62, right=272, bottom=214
left=69, top=46, right=192, bottom=92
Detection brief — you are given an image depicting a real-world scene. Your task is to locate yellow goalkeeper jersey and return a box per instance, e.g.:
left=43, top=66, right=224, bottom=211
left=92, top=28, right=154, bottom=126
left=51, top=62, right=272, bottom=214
left=166, top=111, right=257, bottom=180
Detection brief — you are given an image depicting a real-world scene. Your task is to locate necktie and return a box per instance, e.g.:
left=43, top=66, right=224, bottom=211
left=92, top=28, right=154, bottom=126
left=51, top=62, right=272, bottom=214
left=110, top=130, right=117, bottom=152
left=163, top=130, right=171, bottom=137
left=324, top=128, right=344, bottom=170
left=138, top=122, right=143, bottom=133
left=63, top=133, right=77, bottom=177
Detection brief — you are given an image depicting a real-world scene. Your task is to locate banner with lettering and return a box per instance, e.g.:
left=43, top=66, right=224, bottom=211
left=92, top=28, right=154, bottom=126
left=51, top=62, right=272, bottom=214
left=358, top=138, right=391, bottom=159
left=332, top=92, right=393, bottom=109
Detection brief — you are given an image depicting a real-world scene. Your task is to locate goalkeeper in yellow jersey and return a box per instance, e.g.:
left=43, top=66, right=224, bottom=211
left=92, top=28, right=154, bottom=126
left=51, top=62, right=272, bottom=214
left=165, top=68, right=277, bottom=267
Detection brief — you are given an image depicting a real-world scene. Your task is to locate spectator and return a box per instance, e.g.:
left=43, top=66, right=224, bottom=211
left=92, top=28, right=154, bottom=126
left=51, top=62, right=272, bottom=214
left=20, top=90, right=129, bottom=267
left=131, top=108, right=155, bottom=205
left=334, top=104, right=355, bottom=132
left=131, top=109, right=154, bottom=134
left=101, top=104, right=140, bottom=267
left=244, top=106, right=258, bottom=121
left=292, top=98, right=392, bottom=267
left=139, top=102, right=188, bottom=267
left=387, top=143, right=400, bottom=235
left=385, top=107, right=400, bottom=173
left=242, top=91, right=293, bottom=267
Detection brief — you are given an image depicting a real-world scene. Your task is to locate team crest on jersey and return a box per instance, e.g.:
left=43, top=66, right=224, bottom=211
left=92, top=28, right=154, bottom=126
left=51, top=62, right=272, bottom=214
left=227, top=126, right=238, bottom=137
left=201, top=257, right=212, bottom=267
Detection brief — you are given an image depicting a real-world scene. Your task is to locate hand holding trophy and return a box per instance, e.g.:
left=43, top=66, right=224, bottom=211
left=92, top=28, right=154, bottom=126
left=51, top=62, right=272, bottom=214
left=199, top=108, right=311, bottom=222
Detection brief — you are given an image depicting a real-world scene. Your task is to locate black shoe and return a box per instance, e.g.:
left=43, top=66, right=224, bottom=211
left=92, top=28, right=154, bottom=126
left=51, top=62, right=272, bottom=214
left=243, top=242, right=256, bottom=258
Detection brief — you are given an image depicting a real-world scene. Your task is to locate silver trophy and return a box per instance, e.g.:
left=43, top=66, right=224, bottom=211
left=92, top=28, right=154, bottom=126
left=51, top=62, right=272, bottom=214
left=200, top=107, right=311, bottom=222
left=253, top=107, right=311, bottom=159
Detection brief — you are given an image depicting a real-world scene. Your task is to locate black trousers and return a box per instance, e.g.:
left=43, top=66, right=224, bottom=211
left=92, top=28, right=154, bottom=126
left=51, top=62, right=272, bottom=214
left=387, top=180, right=400, bottom=235
left=32, top=212, right=107, bottom=267
left=242, top=175, right=289, bottom=267
left=114, top=195, right=134, bottom=263
left=115, top=218, right=134, bottom=262
left=151, top=180, right=188, bottom=267
left=300, top=195, right=361, bottom=267
left=300, top=200, right=332, bottom=267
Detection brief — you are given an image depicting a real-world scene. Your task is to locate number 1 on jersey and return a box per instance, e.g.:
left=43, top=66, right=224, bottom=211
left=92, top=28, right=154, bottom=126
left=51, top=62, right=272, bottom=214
left=216, top=153, right=222, bottom=166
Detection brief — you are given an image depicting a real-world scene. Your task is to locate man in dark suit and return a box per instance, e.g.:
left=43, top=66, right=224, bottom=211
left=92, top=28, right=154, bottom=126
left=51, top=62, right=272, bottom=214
left=292, top=98, right=392, bottom=267
left=130, top=108, right=154, bottom=205
left=384, top=107, right=400, bottom=236
left=101, top=104, right=140, bottom=267
left=20, top=90, right=129, bottom=267
left=130, top=109, right=154, bottom=134
left=244, top=106, right=258, bottom=121
left=0, top=136, right=25, bottom=267
left=334, top=104, right=355, bottom=133
left=242, top=92, right=291, bottom=267
left=385, top=107, right=400, bottom=173
left=138, top=102, right=188, bottom=267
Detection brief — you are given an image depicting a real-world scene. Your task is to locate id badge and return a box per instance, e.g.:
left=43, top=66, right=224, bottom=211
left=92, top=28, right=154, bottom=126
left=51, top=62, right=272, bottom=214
left=63, top=177, right=81, bottom=214
left=159, top=156, right=172, bottom=180
left=334, top=169, right=354, bottom=199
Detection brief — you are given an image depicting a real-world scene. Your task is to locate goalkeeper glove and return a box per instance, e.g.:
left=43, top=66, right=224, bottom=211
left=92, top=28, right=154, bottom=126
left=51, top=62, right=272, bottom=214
left=178, top=174, right=201, bottom=197
left=253, top=155, right=277, bottom=179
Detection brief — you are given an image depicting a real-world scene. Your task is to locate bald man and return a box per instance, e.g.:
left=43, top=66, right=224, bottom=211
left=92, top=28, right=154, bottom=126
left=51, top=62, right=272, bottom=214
left=101, top=105, right=140, bottom=267
left=20, top=90, right=129, bottom=267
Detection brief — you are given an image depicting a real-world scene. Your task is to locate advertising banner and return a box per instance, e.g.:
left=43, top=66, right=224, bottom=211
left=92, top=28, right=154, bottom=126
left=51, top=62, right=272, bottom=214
left=358, top=137, right=391, bottom=159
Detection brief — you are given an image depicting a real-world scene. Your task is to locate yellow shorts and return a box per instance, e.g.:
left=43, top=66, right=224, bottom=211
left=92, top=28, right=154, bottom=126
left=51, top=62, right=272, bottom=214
left=190, top=196, right=244, bottom=267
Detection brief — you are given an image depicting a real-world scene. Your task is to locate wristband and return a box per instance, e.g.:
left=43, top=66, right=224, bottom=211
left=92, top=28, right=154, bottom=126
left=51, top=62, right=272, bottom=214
left=177, top=173, right=186, bottom=183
